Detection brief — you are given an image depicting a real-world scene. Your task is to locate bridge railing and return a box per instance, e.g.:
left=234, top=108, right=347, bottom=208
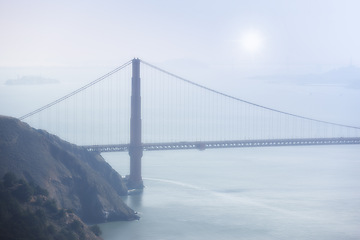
left=83, top=137, right=360, bottom=152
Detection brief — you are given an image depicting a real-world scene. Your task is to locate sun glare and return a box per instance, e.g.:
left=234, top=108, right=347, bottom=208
left=240, top=30, right=264, bottom=54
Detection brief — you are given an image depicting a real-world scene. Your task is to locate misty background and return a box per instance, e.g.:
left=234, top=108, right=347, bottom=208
left=0, top=0, right=360, bottom=127
left=1, top=1, right=360, bottom=240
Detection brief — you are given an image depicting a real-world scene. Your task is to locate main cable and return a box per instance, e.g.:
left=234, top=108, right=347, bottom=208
left=140, top=59, right=360, bottom=130
left=19, top=60, right=132, bottom=120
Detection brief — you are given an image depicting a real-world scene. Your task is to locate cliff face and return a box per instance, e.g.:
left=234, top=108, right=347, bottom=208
left=0, top=115, right=138, bottom=223
left=0, top=173, right=102, bottom=240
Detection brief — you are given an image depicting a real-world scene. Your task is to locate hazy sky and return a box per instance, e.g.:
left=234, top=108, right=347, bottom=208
left=1, top=0, right=360, bottom=126
left=1, top=0, right=359, bottom=72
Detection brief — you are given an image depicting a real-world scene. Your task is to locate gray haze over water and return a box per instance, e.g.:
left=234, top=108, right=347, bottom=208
left=1, top=64, right=360, bottom=127
left=1, top=1, right=360, bottom=239
left=100, top=146, right=360, bottom=240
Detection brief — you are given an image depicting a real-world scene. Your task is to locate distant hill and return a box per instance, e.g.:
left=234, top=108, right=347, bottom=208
left=251, top=65, right=360, bottom=88
left=0, top=115, right=138, bottom=223
left=5, top=76, right=59, bottom=85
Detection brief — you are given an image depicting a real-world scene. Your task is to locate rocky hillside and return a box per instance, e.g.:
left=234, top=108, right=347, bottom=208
left=0, top=172, right=102, bottom=240
left=0, top=115, right=138, bottom=223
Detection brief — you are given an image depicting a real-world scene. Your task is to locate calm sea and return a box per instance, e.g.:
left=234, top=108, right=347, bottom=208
left=99, top=145, right=360, bottom=240
left=1, top=65, right=359, bottom=239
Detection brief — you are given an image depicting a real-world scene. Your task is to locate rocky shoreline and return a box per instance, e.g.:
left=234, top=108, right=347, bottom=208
left=0, top=115, right=138, bottom=224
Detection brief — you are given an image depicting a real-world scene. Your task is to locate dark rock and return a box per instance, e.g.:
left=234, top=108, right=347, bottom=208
left=0, top=174, right=102, bottom=240
left=0, top=115, right=138, bottom=223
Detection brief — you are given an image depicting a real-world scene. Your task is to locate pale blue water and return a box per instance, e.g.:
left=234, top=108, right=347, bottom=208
left=1, top=63, right=360, bottom=239
left=100, top=145, right=360, bottom=240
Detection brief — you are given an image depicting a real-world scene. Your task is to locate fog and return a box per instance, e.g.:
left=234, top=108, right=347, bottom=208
left=1, top=1, right=360, bottom=69
left=1, top=0, right=360, bottom=126
left=1, top=1, right=360, bottom=239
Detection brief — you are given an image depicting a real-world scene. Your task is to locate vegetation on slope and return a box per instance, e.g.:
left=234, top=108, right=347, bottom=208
left=0, top=115, right=138, bottom=223
left=0, top=172, right=102, bottom=240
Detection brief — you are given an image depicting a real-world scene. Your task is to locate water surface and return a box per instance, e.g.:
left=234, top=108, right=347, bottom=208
left=101, top=146, right=360, bottom=240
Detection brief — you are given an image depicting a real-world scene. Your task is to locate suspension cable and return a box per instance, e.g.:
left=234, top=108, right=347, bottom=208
left=140, top=59, right=360, bottom=130
left=19, top=60, right=132, bottom=120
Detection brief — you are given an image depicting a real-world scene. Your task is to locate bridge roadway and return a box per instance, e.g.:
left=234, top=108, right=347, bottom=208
left=83, top=137, right=360, bottom=153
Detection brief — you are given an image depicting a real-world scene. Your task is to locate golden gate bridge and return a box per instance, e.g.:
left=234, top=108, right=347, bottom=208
left=19, top=58, right=360, bottom=189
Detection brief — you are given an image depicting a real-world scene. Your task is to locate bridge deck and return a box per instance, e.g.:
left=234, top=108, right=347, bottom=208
left=83, top=137, right=360, bottom=153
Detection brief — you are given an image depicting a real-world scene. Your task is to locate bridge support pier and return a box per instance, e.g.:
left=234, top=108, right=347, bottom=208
left=128, top=146, right=143, bottom=189
left=127, top=58, right=144, bottom=190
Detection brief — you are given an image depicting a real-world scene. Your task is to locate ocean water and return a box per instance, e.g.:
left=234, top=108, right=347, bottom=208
left=100, top=145, right=360, bottom=240
left=1, top=63, right=359, bottom=240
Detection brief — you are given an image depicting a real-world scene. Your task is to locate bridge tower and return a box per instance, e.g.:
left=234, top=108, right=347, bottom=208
left=127, top=58, right=144, bottom=189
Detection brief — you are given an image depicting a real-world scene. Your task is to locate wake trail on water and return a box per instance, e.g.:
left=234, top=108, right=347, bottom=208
left=144, top=177, right=208, bottom=191
left=144, top=177, right=328, bottom=222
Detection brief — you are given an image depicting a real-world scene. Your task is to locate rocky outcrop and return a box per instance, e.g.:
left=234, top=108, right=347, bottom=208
left=0, top=115, right=138, bottom=223
left=0, top=173, right=102, bottom=240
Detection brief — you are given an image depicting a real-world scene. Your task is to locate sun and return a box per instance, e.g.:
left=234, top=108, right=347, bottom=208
left=240, top=30, right=264, bottom=54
